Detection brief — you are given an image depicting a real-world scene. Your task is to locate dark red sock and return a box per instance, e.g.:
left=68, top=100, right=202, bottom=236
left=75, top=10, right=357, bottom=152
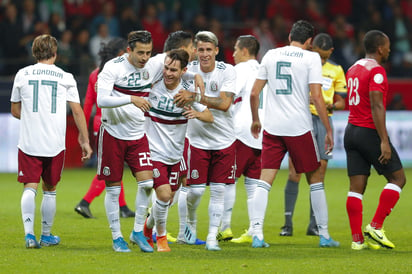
left=119, top=181, right=127, bottom=207
left=370, top=188, right=400, bottom=229
left=346, top=196, right=363, bottom=243
left=83, top=175, right=105, bottom=203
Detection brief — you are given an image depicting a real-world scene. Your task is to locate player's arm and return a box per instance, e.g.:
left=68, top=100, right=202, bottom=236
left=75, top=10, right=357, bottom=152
left=11, top=102, right=21, bottom=119
left=182, top=72, right=205, bottom=96
left=370, top=90, right=391, bottom=164
left=250, top=79, right=266, bottom=139
left=69, top=101, right=93, bottom=162
left=311, top=83, right=334, bottom=153
left=327, top=93, right=346, bottom=112
left=183, top=105, right=214, bottom=123
left=174, top=90, right=234, bottom=112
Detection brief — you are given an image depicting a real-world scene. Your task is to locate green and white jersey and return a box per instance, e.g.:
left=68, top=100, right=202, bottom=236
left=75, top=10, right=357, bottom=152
left=97, top=53, right=163, bottom=140
left=257, top=45, right=322, bottom=136
left=184, top=60, right=237, bottom=150
left=10, top=63, right=80, bottom=157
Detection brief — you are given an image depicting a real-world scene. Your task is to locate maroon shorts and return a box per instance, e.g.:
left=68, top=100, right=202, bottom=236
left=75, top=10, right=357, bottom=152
left=235, top=139, right=261, bottom=179
left=97, top=128, right=153, bottom=182
left=17, top=149, right=65, bottom=185
left=261, top=130, right=320, bottom=173
left=179, top=138, right=190, bottom=177
left=152, top=161, right=180, bottom=191
left=187, top=142, right=236, bottom=185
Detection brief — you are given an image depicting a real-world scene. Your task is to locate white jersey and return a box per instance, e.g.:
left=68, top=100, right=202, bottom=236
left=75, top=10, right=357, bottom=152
left=257, top=45, right=322, bottom=136
left=233, top=59, right=266, bottom=149
left=97, top=53, right=163, bottom=140
left=10, top=63, right=80, bottom=157
left=184, top=61, right=237, bottom=150
left=146, top=80, right=206, bottom=164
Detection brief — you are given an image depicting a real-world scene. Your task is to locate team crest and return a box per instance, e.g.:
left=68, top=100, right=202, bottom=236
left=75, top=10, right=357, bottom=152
left=143, top=70, right=149, bottom=80
left=153, top=168, right=160, bottom=178
left=191, top=169, right=199, bottom=179
left=210, top=81, right=218, bottom=92
left=103, top=166, right=111, bottom=176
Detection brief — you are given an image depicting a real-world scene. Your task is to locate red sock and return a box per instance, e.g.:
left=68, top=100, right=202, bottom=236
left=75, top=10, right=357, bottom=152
left=346, top=196, right=363, bottom=243
left=119, top=181, right=127, bottom=207
left=370, top=188, right=400, bottom=229
left=83, top=175, right=105, bottom=203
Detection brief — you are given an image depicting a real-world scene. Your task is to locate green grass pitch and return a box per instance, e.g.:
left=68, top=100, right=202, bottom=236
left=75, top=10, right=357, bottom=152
left=1, top=168, right=411, bottom=273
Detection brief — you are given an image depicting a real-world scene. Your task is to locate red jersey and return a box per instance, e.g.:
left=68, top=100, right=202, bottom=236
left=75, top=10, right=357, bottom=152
left=346, top=58, right=388, bottom=129
left=83, top=68, right=102, bottom=134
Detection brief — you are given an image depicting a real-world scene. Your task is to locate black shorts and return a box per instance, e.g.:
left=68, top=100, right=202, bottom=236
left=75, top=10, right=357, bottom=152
left=344, top=123, right=402, bottom=176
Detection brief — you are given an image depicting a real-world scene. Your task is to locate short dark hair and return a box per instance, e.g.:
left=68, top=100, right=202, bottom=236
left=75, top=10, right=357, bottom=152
left=32, top=34, right=58, bottom=61
left=166, top=49, right=189, bottom=69
left=313, top=33, right=333, bottom=50
left=289, top=20, right=314, bottom=44
left=99, top=38, right=128, bottom=71
left=127, top=30, right=152, bottom=50
left=363, top=30, right=387, bottom=54
left=163, top=31, right=193, bottom=52
left=236, top=35, right=260, bottom=57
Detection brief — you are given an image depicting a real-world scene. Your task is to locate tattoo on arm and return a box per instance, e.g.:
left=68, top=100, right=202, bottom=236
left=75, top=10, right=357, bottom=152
left=203, top=92, right=234, bottom=110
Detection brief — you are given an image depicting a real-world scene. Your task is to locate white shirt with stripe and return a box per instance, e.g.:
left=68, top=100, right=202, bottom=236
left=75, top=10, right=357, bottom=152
left=184, top=61, right=237, bottom=150
left=257, top=45, right=322, bottom=136
left=10, top=63, right=80, bottom=157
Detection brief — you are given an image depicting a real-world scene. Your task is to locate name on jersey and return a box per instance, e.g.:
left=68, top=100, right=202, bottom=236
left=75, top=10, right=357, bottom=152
left=280, top=51, right=303, bottom=58
left=27, top=69, right=63, bottom=79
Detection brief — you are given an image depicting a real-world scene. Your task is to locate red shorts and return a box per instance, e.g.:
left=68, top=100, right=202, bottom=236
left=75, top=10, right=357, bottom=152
left=262, top=130, right=320, bottom=173
left=235, top=139, right=261, bottom=179
left=187, top=142, right=236, bottom=185
left=152, top=161, right=180, bottom=192
left=97, top=128, right=153, bottom=182
left=17, top=149, right=65, bottom=185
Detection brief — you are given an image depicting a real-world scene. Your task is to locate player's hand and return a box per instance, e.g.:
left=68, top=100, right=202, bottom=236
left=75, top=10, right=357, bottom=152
left=183, top=106, right=198, bottom=119
left=174, top=89, right=195, bottom=107
left=251, top=121, right=261, bottom=139
left=324, top=132, right=334, bottom=155
left=80, top=143, right=93, bottom=162
left=131, top=96, right=151, bottom=112
left=194, top=74, right=205, bottom=96
left=378, top=141, right=391, bottom=164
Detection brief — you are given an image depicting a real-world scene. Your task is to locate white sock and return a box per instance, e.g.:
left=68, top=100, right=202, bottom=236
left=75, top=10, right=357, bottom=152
left=244, top=177, right=258, bottom=234
left=251, top=180, right=271, bottom=240
left=149, top=191, right=156, bottom=233
left=207, top=183, right=225, bottom=242
left=153, top=198, right=169, bottom=237
left=105, top=186, right=122, bottom=240
left=221, top=182, right=236, bottom=231
left=177, top=186, right=188, bottom=239
left=21, top=188, right=37, bottom=236
left=186, top=184, right=206, bottom=233
left=41, top=191, right=56, bottom=236
left=134, top=179, right=153, bottom=232
left=310, top=182, right=330, bottom=239
left=169, top=186, right=180, bottom=207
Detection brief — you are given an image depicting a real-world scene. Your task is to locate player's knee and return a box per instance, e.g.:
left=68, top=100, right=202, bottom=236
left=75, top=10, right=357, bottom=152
left=188, top=185, right=205, bottom=199
left=138, top=179, right=153, bottom=191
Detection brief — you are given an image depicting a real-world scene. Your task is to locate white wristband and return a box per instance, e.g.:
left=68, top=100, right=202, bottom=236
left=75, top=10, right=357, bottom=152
left=195, top=93, right=202, bottom=103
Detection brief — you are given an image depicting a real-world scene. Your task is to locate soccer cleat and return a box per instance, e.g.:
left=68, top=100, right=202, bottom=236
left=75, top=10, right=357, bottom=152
left=216, top=228, right=233, bottom=241
left=113, top=237, right=131, bottom=252
left=252, top=236, right=270, bottom=248
left=143, top=218, right=154, bottom=248
left=205, top=239, right=221, bottom=251
left=167, top=232, right=177, bottom=243
left=130, top=231, right=154, bottom=253
left=183, top=224, right=196, bottom=245
left=156, top=235, right=171, bottom=252
left=351, top=240, right=381, bottom=251
left=319, top=235, right=340, bottom=247
left=364, top=224, right=395, bottom=249
left=120, top=206, right=135, bottom=218
left=231, top=230, right=253, bottom=244
left=306, top=225, right=319, bottom=236
left=25, top=234, right=41, bottom=249
left=279, top=225, right=293, bottom=236
left=176, top=237, right=206, bottom=245
left=74, top=203, right=94, bottom=219
left=40, top=234, right=60, bottom=246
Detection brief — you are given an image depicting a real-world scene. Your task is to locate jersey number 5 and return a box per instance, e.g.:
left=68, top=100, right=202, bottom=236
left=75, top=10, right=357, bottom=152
left=276, top=61, right=292, bottom=95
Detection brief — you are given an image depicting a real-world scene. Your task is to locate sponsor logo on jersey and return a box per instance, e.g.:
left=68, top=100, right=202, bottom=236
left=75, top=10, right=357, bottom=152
left=374, top=73, right=384, bottom=84
left=143, top=70, right=149, bottom=80
left=19, top=170, right=24, bottom=176
left=191, top=169, right=199, bottom=179
left=153, top=168, right=160, bottom=178
left=103, top=166, right=111, bottom=176
left=210, top=81, right=218, bottom=92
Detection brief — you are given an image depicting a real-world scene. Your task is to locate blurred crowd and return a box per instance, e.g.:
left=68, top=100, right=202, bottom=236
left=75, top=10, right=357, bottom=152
left=1, top=0, right=412, bottom=80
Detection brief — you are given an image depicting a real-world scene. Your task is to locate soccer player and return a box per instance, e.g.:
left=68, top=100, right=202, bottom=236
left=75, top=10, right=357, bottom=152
left=174, top=31, right=238, bottom=251
left=220, top=35, right=266, bottom=244
left=143, top=49, right=213, bottom=252
left=10, top=34, right=93, bottom=248
left=344, top=30, right=406, bottom=250
left=250, top=20, right=339, bottom=248
left=74, top=38, right=135, bottom=219
left=280, top=33, right=347, bottom=237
